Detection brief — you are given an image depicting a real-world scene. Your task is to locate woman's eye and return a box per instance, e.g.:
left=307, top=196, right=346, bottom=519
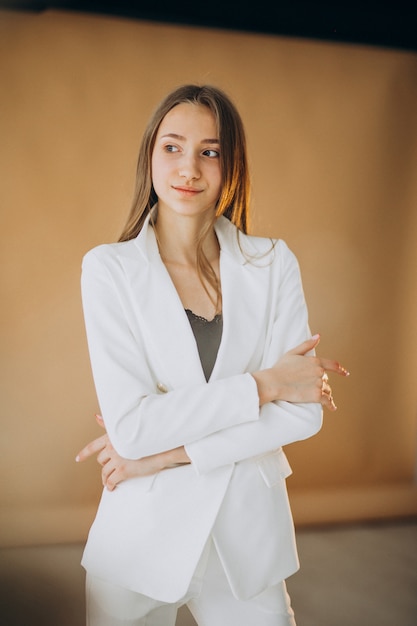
left=165, top=144, right=179, bottom=153
left=203, top=149, right=220, bottom=158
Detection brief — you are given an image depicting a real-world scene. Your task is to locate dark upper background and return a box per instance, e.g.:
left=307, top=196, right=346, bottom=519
left=1, top=0, right=416, bottom=52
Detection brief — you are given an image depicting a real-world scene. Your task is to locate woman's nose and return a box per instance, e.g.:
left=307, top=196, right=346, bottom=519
left=178, top=153, right=200, bottom=180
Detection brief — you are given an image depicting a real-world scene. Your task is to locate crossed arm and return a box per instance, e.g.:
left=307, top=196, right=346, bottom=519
left=76, top=334, right=349, bottom=491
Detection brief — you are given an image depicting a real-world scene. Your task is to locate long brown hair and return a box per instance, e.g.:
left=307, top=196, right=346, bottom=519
left=119, top=84, right=251, bottom=308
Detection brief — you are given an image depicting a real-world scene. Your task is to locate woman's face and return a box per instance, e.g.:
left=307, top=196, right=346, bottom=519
left=151, top=103, right=222, bottom=221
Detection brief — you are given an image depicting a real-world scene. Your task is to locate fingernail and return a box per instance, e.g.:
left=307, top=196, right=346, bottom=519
left=75, top=455, right=80, bottom=462
left=312, top=333, right=320, bottom=340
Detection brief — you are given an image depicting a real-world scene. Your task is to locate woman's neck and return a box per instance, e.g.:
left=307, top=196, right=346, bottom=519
left=153, top=208, right=222, bottom=318
left=154, top=210, right=219, bottom=267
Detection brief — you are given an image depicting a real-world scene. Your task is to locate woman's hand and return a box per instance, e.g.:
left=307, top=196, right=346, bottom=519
left=76, top=415, right=190, bottom=491
left=252, top=334, right=349, bottom=411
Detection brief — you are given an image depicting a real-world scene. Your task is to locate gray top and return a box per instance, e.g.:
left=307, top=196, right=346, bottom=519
left=185, top=309, right=223, bottom=381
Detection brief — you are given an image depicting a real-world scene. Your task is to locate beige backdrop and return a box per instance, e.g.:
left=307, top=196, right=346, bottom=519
left=1, top=9, right=416, bottom=547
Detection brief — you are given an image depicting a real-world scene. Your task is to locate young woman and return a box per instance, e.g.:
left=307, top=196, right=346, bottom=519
left=76, top=84, right=349, bottom=626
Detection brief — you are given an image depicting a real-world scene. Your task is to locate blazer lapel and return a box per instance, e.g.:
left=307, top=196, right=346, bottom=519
left=119, top=213, right=206, bottom=389
left=210, top=218, right=271, bottom=381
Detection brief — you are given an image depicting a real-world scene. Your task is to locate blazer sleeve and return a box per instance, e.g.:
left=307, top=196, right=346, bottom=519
left=81, top=248, right=260, bottom=460
left=184, top=241, right=323, bottom=474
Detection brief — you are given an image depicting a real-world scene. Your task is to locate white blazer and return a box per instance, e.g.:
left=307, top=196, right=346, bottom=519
left=80, top=211, right=322, bottom=602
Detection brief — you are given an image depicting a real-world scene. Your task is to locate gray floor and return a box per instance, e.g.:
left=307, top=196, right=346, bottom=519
left=0, top=520, right=416, bottom=625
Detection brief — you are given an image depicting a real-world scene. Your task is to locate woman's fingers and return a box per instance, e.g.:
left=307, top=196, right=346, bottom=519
left=102, top=458, right=138, bottom=491
left=321, top=391, right=337, bottom=411
left=96, top=443, right=113, bottom=467
left=75, top=416, right=107, bottom=463
left=287, top=334, right=321, bottom=356
left=320, top=374, right=337, bottom=411
left=318, top=358, right=349, bottom=411
left=75, top=434, right=109, bottom=463
left=101, top=460, right=118, bottom=490
left=286, top=336, right=350, bottom=378
left=319, top=357, right=350, bottom=377
left=95, top=414, right=106, bottom=429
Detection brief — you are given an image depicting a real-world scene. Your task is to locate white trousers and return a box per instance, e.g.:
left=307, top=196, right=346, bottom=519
left=86, top=539, right=296, bottom=626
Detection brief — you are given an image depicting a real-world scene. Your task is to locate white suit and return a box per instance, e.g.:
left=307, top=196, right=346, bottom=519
left=80, top=211, right=322, bottom=603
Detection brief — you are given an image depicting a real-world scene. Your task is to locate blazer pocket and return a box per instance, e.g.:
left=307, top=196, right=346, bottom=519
left=256, top=448, right=293, bottom=488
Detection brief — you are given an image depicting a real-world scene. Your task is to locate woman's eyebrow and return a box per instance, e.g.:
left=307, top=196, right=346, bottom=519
left=160, top=133, right=219, bottom=144
left=160, top=133, right=185, bottom=141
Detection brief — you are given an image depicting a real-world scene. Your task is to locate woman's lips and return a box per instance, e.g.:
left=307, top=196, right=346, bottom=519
left=173, top=186, right=202, bottom=195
